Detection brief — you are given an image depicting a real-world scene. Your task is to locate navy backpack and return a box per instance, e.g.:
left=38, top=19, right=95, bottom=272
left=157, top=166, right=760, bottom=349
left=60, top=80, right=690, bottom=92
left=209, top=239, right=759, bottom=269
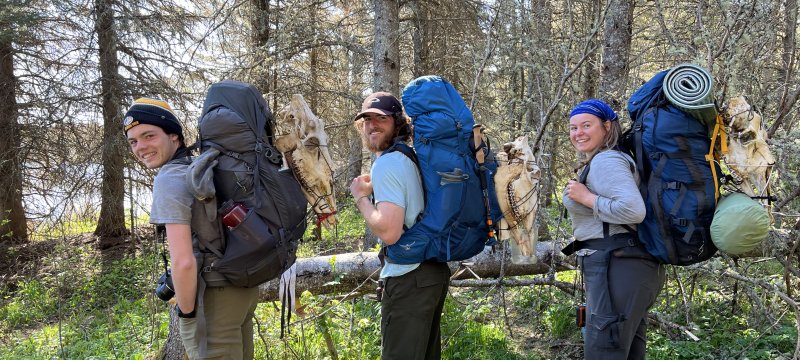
left=624, top=69, right=721, bottom=265
left=382, top=75, right=502, bottom=264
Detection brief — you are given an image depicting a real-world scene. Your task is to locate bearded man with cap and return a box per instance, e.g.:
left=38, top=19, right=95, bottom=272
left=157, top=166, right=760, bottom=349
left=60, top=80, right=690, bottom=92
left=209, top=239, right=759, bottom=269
left=124, top=98, right=260, bottom=359
left=561, top=99, right=665, bottom=359
left=349, top=92, right=450, bottom=360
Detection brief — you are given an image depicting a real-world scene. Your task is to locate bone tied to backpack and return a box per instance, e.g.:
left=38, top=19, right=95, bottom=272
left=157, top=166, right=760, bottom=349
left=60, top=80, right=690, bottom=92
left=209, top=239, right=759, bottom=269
left=274, top=94, right=337, bottom=228
left=721, top=96, right=776, bottom=199
left=494, top=135, right=541, bottom=265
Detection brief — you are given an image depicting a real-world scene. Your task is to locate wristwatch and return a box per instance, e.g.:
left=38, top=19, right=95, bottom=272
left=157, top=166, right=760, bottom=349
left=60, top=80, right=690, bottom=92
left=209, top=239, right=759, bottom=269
left=176, top=304, right=196, bottom=318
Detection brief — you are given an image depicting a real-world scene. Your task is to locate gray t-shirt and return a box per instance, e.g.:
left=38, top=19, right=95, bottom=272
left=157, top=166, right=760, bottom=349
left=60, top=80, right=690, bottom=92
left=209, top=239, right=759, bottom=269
left=372, top=151, right=424, bottom=279
left=150, top=162, right=193, bottom=225
left=563, top=150, right=646, bottom=241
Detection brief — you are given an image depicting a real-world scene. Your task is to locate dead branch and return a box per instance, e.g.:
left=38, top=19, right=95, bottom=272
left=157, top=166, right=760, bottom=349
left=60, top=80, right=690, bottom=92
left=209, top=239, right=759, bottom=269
left=449, top=277, right=575, bottom=296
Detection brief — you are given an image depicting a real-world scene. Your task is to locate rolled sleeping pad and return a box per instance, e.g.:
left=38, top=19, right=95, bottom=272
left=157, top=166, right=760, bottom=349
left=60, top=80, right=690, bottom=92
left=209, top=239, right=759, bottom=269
left=663, top=63, right=718, bottom=128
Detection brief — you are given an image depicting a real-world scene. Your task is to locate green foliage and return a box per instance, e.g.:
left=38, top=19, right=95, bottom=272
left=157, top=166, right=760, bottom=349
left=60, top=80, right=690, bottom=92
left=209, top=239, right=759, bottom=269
left=542, top=302, right=576, bottom=340
left=648, top=308, right=796, bottom=360
left=0, top=226, right=795, bottom=359
left=1, top=210, right=11, bottom=239
left=0, top=280, right=57, bottom=328
left=250, top=292, right=382, bottom=359
left=0, top=298, right=165, bottom=359
left=645, top=263, right=796, bottom=359
left=0, top=239, right=164, bottom=358
left=441, top=293, right=524, bottom=359
left=297, top=199, right=366, bottom=257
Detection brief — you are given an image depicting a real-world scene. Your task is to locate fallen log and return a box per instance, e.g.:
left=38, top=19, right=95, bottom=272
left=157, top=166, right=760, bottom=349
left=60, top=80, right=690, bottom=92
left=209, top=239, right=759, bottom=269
left=256, top=229, right=793, bottom=301
left=258, top=240, right=567, bottom=301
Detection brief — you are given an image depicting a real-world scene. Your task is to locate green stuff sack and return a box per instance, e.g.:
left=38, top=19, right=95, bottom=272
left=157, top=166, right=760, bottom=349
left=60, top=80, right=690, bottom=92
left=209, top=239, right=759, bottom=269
left=710, top=193, right=769, bottom=255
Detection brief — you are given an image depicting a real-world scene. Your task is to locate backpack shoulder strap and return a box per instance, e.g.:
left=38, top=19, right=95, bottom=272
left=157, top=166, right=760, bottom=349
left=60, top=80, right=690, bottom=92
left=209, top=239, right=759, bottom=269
left=166, top=147, right=193, bottom=166
left=382, top=140, right=419, bottom=166
left=579, top=151, right=638, bottom=238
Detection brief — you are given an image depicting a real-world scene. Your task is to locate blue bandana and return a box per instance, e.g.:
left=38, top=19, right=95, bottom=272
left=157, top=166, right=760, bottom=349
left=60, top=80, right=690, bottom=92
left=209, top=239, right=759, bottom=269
left=569, top=99, right=618, bottom=122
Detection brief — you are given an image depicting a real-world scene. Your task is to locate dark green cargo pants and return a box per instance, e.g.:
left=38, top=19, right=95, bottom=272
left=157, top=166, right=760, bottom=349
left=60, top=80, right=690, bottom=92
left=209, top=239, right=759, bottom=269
left=380, top=261, right=451, bottom=360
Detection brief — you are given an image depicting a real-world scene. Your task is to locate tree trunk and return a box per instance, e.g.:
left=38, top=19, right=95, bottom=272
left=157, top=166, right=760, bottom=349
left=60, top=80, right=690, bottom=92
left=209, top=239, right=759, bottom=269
left=346, top=34, right=365, bottom=203
left=158, top=305, right=186, bottom=360
left=258, top=241, right=564, bottom=300
left=250, top=0, right=271, bottom=95
left=0, top=29, right=27, bottom=244
left=93, top=0, right=130, bottom=244
left=372, top=0, right=400, bottom=94
left=770, top=0, right=799, bottom=136
left=410, top=0, right=435, bottom=78
left=598, top=0, right=634, bottom=104
left=583, top=0, right=602, bottom=100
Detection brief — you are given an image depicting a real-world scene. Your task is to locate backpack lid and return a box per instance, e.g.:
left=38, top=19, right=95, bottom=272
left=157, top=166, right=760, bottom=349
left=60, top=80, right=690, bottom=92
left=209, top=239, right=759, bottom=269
left=627, top=69, right=668, bottom=122
left=200, top=80, right=274, bottom=142
left=401, top=75, right=475, bottom=129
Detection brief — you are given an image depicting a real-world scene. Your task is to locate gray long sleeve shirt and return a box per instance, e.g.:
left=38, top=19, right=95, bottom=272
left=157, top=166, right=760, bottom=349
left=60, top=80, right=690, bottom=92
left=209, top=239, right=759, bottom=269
left=563, top=150, right=646, bottom=241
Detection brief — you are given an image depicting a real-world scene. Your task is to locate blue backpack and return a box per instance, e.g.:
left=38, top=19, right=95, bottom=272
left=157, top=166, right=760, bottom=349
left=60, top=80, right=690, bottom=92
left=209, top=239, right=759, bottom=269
left=382, top=75, right=502, bottom=264
left=624, top=69, right=721, bottom=265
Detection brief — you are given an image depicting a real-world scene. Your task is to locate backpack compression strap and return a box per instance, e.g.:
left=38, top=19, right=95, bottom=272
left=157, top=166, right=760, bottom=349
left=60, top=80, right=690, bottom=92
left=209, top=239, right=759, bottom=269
left=705, top=113, right=728, bottom=203
left=472, top=125, right=497, bottom=242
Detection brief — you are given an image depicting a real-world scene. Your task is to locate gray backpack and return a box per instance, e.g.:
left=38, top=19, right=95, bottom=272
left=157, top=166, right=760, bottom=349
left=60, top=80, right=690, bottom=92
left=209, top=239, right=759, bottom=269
left=185, top=80, right=308, bottom=288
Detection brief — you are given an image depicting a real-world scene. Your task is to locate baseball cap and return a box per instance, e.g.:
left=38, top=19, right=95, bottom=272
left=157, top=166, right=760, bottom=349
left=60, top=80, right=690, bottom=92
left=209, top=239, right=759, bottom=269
left=353, top=91, right=402, bottom=121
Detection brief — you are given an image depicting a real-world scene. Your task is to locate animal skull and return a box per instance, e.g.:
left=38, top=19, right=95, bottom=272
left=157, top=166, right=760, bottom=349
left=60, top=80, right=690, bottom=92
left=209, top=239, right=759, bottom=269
left=493, top=136, right=540, bottom=262
left=722, top=96, right=775, bottom=198
left=275, top=94, right=337, bottom=228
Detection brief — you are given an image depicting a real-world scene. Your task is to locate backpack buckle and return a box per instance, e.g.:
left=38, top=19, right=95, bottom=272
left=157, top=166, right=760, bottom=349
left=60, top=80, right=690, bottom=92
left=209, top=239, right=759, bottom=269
left=663, top=182, right=681, bottom=190
left=649, top=152, right=663, bottom=159
left=671, top=218, right=688, bottom=227
left=260, top=143, right=283, bottom=165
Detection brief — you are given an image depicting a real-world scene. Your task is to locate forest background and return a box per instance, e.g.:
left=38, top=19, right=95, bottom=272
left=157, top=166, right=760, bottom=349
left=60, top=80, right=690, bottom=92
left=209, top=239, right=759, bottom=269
left=1, top=0, right=799, bottom=358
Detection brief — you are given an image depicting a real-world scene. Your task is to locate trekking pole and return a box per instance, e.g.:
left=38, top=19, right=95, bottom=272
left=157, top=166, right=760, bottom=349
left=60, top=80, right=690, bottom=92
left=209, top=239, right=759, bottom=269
left=472, top=124, right=497, bottom=243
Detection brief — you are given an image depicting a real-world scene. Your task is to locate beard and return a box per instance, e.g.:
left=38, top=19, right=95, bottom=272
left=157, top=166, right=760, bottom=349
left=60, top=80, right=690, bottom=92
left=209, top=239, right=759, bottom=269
left=365, top=130, right=395, bottom=153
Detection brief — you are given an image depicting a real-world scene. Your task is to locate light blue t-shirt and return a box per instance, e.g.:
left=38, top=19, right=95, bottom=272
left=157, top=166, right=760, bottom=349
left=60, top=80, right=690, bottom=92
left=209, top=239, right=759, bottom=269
left=372, top=151, right=424, bottom=279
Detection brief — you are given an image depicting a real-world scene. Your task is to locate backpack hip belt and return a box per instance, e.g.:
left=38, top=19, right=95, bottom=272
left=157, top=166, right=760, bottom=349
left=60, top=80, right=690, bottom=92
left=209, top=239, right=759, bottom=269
left=561, top=232, right=639, bottom=256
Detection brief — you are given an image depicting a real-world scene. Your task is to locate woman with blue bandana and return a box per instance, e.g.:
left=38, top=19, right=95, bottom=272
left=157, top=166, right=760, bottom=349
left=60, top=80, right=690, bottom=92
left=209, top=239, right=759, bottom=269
left=562, top=99, right=666, bottom=359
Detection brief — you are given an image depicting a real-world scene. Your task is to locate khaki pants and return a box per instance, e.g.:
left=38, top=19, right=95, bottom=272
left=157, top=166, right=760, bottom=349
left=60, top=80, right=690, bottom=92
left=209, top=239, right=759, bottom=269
left=380, top=261, right=451, bottom=360
left=179, top=286, right=260, bottom=360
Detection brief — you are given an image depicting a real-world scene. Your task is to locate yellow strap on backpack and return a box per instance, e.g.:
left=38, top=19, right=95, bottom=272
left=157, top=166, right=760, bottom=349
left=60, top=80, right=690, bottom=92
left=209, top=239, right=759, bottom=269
left=705, top=113, right=728, bottom=203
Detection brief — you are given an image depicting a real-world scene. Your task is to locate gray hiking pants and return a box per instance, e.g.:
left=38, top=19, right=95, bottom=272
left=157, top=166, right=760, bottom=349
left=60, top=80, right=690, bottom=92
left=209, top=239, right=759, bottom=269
left=579, top=247, right=665, bottom=360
